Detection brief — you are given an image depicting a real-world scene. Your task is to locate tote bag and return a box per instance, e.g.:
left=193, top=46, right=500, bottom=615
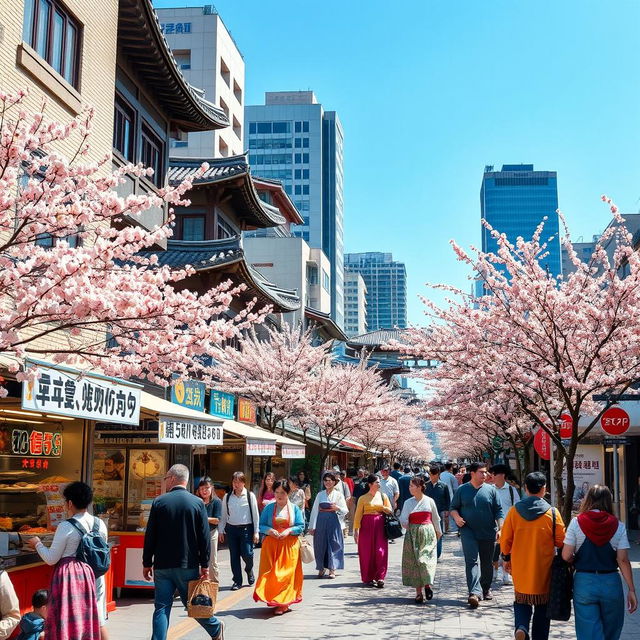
left=547, top=508, right=573, bottom=621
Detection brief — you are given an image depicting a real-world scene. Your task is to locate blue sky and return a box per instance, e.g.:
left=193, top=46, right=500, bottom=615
left=154, top=0, right=640, bottom=324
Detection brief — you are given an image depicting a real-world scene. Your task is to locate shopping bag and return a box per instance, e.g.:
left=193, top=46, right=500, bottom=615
left=187, top=578, right=218, bottom=619
left=299, top=536, right=315, bottom=564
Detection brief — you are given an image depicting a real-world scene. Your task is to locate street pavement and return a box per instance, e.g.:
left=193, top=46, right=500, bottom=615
left=108, top=531, right=640, bottom=639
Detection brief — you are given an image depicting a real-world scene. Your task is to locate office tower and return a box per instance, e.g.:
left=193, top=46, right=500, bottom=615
left=344, top=253, right=407, bottom=331
left=245, top=91, right=344, bottom=328
left=480, top=164, right=561, bottom=277
left=156, top=5, right=244, bottom=157
left=344, top=271, right=367, bottom=337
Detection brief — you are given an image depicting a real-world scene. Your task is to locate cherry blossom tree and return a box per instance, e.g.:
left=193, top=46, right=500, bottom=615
left=396, top=202, right=640, bottom=522
left=212, top=324, right=330, bottom=432
left=0, top=90, right=265, bottom=394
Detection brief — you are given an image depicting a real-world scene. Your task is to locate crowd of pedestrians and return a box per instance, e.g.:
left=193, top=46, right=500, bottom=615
left=2, top=460, right=637, bottom=640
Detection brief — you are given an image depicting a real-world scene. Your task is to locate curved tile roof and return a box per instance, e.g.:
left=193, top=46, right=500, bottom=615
left=118, top=0, right=229, bottom=131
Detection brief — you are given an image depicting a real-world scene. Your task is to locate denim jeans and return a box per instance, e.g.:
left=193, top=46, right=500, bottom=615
left=574, top=571, right=625, bottom=640
left=437, top=512, right=445, bottom=558
left=226, top=524, right=254, bottom=586
left=152, top=567, right=221, bottom=640
left=460, top=529, right=494, bottom=596
left=514, top=602, right=550, bottom=640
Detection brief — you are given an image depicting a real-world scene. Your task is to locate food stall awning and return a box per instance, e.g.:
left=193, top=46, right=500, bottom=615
left=140, top=391, right=223, bottom=425
left=221, top=420, right=278, bottom=442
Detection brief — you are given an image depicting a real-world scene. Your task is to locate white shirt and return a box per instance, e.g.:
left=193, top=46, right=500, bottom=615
left=335, top=479, right=351, bottom=500
left=380, top=476, right=399, bottom=503
left=219, top=488, right=259, bottom=535
left=564, top=512, right=630, bottom=553
left=35, top=512, right=108, bottom=565
left=309, top=489, right=348, bottom=530
left=399, top=495, right=442, bottom=537
left=494, top=483, right=520, bottom=516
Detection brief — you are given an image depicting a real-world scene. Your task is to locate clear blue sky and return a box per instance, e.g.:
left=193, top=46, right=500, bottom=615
left=154, top=0, right=640, bottom=324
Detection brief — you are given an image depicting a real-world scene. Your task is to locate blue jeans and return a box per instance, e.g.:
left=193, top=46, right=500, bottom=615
left=437, top=512, right=445, bottom=558
left=460, top=529, right=494, bottom=596
left=226, top=524, right=254, bottom=586
left=152, top=567, right=221, bottom=640
left=514, top=602, right=550, bottom=640
left=574, top=571, right=625, bottom=640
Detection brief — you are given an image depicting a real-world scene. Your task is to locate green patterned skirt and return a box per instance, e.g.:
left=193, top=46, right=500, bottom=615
left=401, top=523, right=438, bottom=587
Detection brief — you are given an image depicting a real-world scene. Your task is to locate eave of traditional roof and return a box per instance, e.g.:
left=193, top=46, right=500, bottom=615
left=118, top=0, right=228, bottom=132
left=347, top=328, right=409, bottom=348
left=140, top=238, right=300, bottom=313
left=252, top=176, right=304, bottom=225
left=168, top=156, right=286, bottom=228
left=333, top=353, right=407, bottom=372
left=304, top=307, right=348, bottom=342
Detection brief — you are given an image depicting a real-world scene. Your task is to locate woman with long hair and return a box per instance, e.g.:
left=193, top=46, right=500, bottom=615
left=258, top=472, right=276, bottom=512
left=399, top=475, right=441, bottom=603
left=353, top=474, right=393, bottom=588
left=195, top=476, right=222, bottom=582
left=28, top=481, right=108, bottom=640
left=308, top=472, right=348, bottom=578
left=562, top=484, right=637, bottom=640
left=253, top=480, right=304, bottom=615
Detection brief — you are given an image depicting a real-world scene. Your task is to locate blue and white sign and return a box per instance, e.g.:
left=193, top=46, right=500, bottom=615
left=160, top=22, right=191, bottom=34
left=209, top=390, right=235, bottom=420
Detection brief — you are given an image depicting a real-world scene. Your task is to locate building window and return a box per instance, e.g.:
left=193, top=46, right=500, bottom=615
left=272, top=122, right=290, bottom=133
left=141, top=124, right=164, bottom=187
left=23, top=0, right=81, bottom=87
left=303, top=169, right=309, bottom=179
left=249, top=122, right=257, bottom=134
left=181, top=216, right=205, bottom=241
left=173, top=50, right=191, bottom=70
left=302, top=231, right=309, bottom=242
left=233, top=79, right=242, bottom=103
left=294, top=185, right=301, bottom=195
left=303, top=153, right=309, bottom=163
left=219, top=97, right=229, bottom=118
left=322, top=269, right=330, bottom=292
left=113, top=94, right=135, bottom=161
left=216, top=215, right=235, bottom=239
left=302, top=185, right=309, bottom=195
left=232, top=115, right=242, bottom=140
left=220, top=57, right=231, bottom=86
left=257, top=122, right=271, bottom=134
left=302, top=138, right=309, bottom=148
left=294, top=138, right=301, bottom=148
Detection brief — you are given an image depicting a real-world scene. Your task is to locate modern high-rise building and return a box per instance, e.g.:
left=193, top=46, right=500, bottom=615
left=344, top=253, right=407, bottom=331
left=245, top=91, right=344, bottom=328
left=480, top=164, right=562, bottom=277
left=344, top=271, right=367, bottom=337
left=156, top=5, right=244, bottom=158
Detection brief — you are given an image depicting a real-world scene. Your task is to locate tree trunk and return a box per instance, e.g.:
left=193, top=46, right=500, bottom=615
left=552, top=446, right=567, bottom=519
left=561, top=440, right=578, bottom=524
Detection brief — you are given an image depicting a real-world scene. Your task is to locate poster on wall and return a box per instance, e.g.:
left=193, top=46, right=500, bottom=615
left=562, top=444, right=604, bottom=510
left=246, top=438, right=276, bottom=457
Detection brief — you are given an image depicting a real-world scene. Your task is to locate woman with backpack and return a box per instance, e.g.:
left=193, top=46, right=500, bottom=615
left=28, top=481, right=109, bottom=640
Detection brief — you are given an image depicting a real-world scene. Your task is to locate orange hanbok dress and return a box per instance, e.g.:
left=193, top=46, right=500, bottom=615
left=253, top=501, right=304, bottom=607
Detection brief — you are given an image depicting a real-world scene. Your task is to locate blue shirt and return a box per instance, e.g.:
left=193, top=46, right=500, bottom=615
left=450, top=482, right=504, bottom=540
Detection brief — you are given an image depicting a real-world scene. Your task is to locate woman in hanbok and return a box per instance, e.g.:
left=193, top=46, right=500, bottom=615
left=308, top=472, right=348, bottom=578
left=353, top=474, right=393, bottom=588
left=399, top=475, right=441, bottom=603
left=253, top=479, right=305, bottom=615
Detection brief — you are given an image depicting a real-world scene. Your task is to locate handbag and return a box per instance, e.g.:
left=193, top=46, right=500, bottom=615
left=187, top=577, right=218, bottom=619
left=299, top=536, right=315, bottom=564
left=547, top=508, right=573, bottom=621
left=380, top=493, right=403, bottom=540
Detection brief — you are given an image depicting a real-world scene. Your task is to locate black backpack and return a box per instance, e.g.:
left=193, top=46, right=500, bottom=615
left=67, top=517, right=110, bottom=578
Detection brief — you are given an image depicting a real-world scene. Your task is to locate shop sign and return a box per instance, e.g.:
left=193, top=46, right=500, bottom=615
left=41, top=482, right=70, bottom=528
left=209, top=390, right=235, bottom=419
left=281, top=444, right=306, bottom=459
left=559, top=414, right=573, bottom=439
left=533, top=428, right=551, bottom=460
left=160, top=22, right=191, bottom=34
left=8, top=427, right=62, bottom=458
left=22, top=364, right=141, bottom=425
left=600, top=407, right=630, bottom=436
left=562, top=444, right=603, bottom=509
left=158, top=416, right=223, bottom=446
left=237, top=398, right=256, bottom=424
left=246, top=438, right=276, bottom=456
left=170, top=375, right=205, bottom=412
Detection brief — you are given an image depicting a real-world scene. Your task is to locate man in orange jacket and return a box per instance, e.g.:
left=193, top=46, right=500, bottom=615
left=501, top=471, right=566, bottom=640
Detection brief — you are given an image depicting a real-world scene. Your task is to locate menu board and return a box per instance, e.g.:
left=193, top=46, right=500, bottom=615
left=41, top=482, right=70, bottom=529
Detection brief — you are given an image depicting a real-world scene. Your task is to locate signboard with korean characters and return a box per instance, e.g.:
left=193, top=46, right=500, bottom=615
left=237, top=398, right=256, bottom=424
left=158, top=416, right=223, bottom=446
left=170, top=375, right=205, bottom=412
left=209, top=390, right=235, bottom=420
left=246, top=438, right=276, bottom=457
left=562, top=444, right=604, bottom=509
left=600, top=407, right=630, bottom=436
left=281, top=444, right=306, bottom=459
left=22, top=363, right=141, bottom=425
left=533, top=428, right=551, bottom=461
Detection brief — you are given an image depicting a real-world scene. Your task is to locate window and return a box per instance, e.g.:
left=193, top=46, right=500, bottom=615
left=232, top=115, right=241, bottom=140
left=249, top=122, right=257, bottom=134
left=295, top=169, right=301, bottom=179
left=219, top=97, right=229, bottom=118
left=173, top=50, right=191, bottom=70
left=113, top=94, right=135, bottom=161
left=23, top=0, right=81, bottom=87
left=218, top=137, right=229, bottom=157
left=302, top=138, right=309, bottom=148
left=181, top=216, right=205, bottom=241
left=233, top=79, right=242, bottom=103
left=303, top=169, right=309, bottom=179
left=302, top=185, right=309, bottom=195
left=220, top=57, right=230, bottom=86
left=322, top=270, right=330, bottom=292
left=272, top=122, right=289, bottom=134
left=303, top=153, right=309, bottom=163
left=141, top=124, right=164, bottom=187
left=307, top=265, right=318, bottom=284
left=294, top=138, right=301, bottom=148
left=216, top=215, right=235, bottom=239
left=303, top=121, right=309, bottom=132
left=257, top=122, right=271, bottom=134
left=294, top=185, right=301, bottom=195
left=302, top=231, right=309, bottom=242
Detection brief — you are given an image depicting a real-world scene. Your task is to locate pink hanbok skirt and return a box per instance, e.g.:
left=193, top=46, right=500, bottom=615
left=357, top=513, right=388, bottom=583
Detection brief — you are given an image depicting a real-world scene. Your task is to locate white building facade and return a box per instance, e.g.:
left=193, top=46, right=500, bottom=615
left=344, top=271, right=367, bottom=337
left=156, top=5, right=244, bottom=157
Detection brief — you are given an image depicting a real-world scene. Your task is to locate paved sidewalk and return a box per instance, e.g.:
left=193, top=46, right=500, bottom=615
left=108, top=532, right=640, bottom=639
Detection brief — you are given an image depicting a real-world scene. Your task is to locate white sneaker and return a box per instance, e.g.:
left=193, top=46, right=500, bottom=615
left=496, top=567, right=504, bottom=582
left=503, top=572, right=513, bottom=585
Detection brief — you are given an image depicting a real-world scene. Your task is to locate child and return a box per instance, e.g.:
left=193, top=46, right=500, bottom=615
left=17, top=589, right=47, bottom=640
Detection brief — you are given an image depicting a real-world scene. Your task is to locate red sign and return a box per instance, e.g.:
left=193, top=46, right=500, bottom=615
left=534, top=428, right=551, bottom=460
left=559, top=414, right=573, bottom=439
left=237, top=398, right=256, bottom=424
left=600, top=407, right=630, bottom=436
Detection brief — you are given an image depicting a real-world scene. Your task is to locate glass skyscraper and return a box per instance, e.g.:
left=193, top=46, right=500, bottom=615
left=480, top=164, right=561, bottom=278
left=344, top=253, right=407, bottom=331
left=245, top=92, right=344, bottom=328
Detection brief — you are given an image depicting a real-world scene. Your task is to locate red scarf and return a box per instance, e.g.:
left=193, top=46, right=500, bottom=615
left=577, top=510, right=618, bottom=546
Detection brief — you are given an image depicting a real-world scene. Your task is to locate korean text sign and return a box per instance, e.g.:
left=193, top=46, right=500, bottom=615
left=158, top=417, right=223, bottom=446
left=209, top=390, right=235, bottom=419
left=171, top=376, right=206, bottom=412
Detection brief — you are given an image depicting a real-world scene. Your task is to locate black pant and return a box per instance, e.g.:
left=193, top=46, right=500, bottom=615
left=514, top=602, right=550, bottom=640
left=226, top=524, right=254, bottom=586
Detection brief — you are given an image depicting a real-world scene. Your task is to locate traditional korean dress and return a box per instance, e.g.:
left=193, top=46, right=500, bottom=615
left=309, top=489, right=348, bottom=571
left=353, top=491, right=393, bottom=583
left=253, top=501, right=304, bottom=607
left=399, top=495, right=441, bottom=587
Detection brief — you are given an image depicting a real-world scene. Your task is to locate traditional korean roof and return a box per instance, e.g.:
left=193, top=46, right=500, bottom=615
left=347, top=328, right=409, bottom=348
left=333, top=353, right=406, bottom=371
left=168, top=156, right=286, bottom=228
left=118, top=0, right=228, bottom=131
left=252, top=176, right=304, bottom=225
left=141, top=238, right=300, bottom=312
left=304, top=308, right=349, bottom=342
